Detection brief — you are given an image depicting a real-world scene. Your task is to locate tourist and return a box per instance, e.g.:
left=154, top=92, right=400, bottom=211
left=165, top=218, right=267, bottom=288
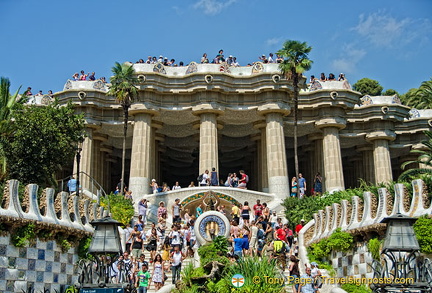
left=256, top=223, right=265, bottom=256
left=338, top=73, right=345, bottom=81
left=172, top=198, right=182, bottom=224
left=249, top=220, right=258, bottom=256
left=265, top=222, right=274, bottom=241
left=172, top=181, right=181, bottom=190
left=136, top=263, right=151, bottom=293
left=168, top=224, right=182, bottom=249
left=170, top=245, right=185, bottom=284
left=298, top=266, right=315, bottom=293
left=291, top=177, right=298, bottom=197
left=232, top=172, right=239, bottom=187
left=125, top=190, right=133, bottom=200
left=35, top=90, right=43, bottom=96
left=130, top=232, right=144, bottom=261
left=196, top=203, right=203, bottom=218
left=310, top=75, right=316, bottom=83
left=146, top=228, right=158, bottom=261
left=135, top=215, right=144, bottom=232
left=273, top=238, right=287, bottom=270
left=310, top=262, right=322, bottom=290
left=320, top=73, right=327, bottom=82
left=79, top=70, right=88, bottom=80
left=157, top=215, right=167, bottom=240
left=298, top=173, right=306, bottom=198
left=188, top=220, right=196, bottom=257
left=146, top=56, right=152, bottom=64
left=230, top=234, right=244, bottom=260
left=124, top=223, right=134, bottom=253
left=114, top=186, right=120, bottom=195
left=262, top=202, right=270, bottom=222
left=201, top=53, right=209, bottom=63
left=138, top=199, right=148, bottom=223
left=295, top=219, right=305, bottom=235
left=241, top=230, right=250, bottom=256
left=328, top=73, right=336, bottom=81
left=67, top=175, right=77, bottom=194
left=232, top=57, right=239, bottom=67
left=188, top=181, right=195, bottom=188
left=199, top=170, right=209, bottom=186
left=237, top=170, right=248, bottom=189
left=183, top=208, right=191, bottom=224
left=151, top=254, right=165, bottom=291
left=288, top=255, right=300, bottom=292
left=210, top=167, right=218, bottom=186
left=151, top=56, right=157, bottom=64
left=253, top=199, right=263, bottom=222
left=241, top=201, right=251, bottom=226
left=259, top=54, right=268, bottom=63
left=161, top=182, right=170, bottom=192
left=284, top=224, right=294, bottom=248
left=100, top=77, right=106, bottom=83
left=269, top=211, right=278, bottom=228
left=217, top=205, right=226, bottom=215
left=224, top=173, right=233, bottom=187
left=47, top=90, right=53, bottom=97
left=88, top=72, right=96, bottom=81
left=157, top=202, right=167, bottom=219
left=231, top=204, right=240, bottom=225
left=137, top=59, right=145, bottom=63
left=72, top=73, right=79, bottom=81
left=227, top=55, right=234, bottom=65
left=276, top=54, right=284, bottom=63
left=268, top=53, right=275, bottom=63
left=158, top=55, right=163, bottom=63
left=230, top=220, right=240, bottom=238
left=313, top=172, right=323, bottom=196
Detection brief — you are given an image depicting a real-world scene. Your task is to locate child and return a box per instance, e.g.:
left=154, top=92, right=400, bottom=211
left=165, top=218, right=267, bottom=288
left=136, top=263, right=151, bottom=293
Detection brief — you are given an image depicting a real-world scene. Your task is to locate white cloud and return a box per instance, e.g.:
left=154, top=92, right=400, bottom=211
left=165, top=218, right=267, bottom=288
left=331, top=45, right=367, bottom=74
left=352, top=12, right=431, bottom=48
left=193, top=0, right=237, bottom=15
left=265, top=37, right=282, bottom=47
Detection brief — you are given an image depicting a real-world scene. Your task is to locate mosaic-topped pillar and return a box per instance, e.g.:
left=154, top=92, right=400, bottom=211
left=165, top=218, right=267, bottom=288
left=258, top=103, right=290, bottom=201
left=129, top=107, right=159, bottom=200
left=315, top=118, right=346, bottom=192
left=367, top=131, right=395, bottom=184
left=193, top=104, right=224, bottom=174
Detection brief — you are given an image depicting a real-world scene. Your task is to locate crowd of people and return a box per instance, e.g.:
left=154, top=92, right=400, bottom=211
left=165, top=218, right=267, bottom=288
left=23, top=87, right=54, bottom=98
left=132, top=50, right=285, bottom=68
left=71, top=70, right=106, bottom=83
left=310, top=72, right=346, bottom=83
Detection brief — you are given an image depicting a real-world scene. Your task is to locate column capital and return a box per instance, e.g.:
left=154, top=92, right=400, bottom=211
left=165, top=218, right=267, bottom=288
left=192, top=103, right=224, bottom=116
left=129, top=103, right=160, bottom=117
left=365, top=130, right=396, bottom=142
left=84, top=123, right=101, bottom=131
left=315, top=117, right=346, bottom=130
left=192, top=120, right=224, bottom=130
left=93, top=133, right=108, bottom=142
left=253, top=120, right=266, bottom=130
left=308, top=133, right=324, bottom=141
left=100, top=145, right=113, bottom=154
left=257, top=102, right=291, bottom=116
left=356, top=144, right=374, bottom=152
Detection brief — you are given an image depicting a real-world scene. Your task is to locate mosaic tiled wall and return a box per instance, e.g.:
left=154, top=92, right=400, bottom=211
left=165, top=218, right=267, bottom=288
left=331, top=242, right=374, bottom=279
left=0, top=235, right=78, bottom=293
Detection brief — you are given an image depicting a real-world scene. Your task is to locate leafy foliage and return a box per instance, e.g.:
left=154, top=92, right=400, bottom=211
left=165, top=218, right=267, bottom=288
left=367, top=238, right=382, bottom=261
left=399, top=131, right=432, bottom=181
left=353, top=78, right=383, bottom=96
left=382, top=89, right=399, bottom=96
left=11, top=223, right=36, bottom=247
left=403, top=78, right=432, bottom=109
left=100, top=193, right=134, bottom=226
left=2, top=102, right=84, bottom=186
left=413, top=215, right=432, bottom=254
left=198, top=242, right=230, bottom=267
left=77, top=236, right=93, bottom=259
left=341, top=283, right=372, bottom=293
left=308, top=228, right=353, bottom=263
left=212, top=236, right=229, bottom=255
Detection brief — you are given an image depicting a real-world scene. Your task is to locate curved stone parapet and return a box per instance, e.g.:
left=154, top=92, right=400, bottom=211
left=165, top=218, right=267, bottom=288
left=0, top=180, right=96, bottom=236
left=306, top=180, right=431, bottom=245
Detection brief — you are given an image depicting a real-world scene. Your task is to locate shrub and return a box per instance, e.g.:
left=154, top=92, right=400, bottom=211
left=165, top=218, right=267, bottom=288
left=198, top=242, right=230, bottom=267
left=413, top=215, right=432, bottom=254
left=100, top=193, right=134, bottom=226
left=326, top=228, right=353, bottom=252
left=367, top=238, right=381, bottom=261
left=77, top=236, right=93, bottom=259
left=11, top=223, right=36, bottom=247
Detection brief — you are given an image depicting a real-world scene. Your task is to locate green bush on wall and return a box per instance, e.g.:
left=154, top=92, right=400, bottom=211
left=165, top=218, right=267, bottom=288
left=100, top=193, right=134, bottom=226
left=367, top=238, right=381, bottom=261
left=413, top=215, right=432, bottom=254
left=341, top=283, right=372, bottom=293
left=11, top=223, right=36, bottom=247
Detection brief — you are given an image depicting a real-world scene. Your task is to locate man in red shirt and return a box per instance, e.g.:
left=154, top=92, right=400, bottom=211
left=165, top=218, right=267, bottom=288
left=253, top=200, right=263, bottom=222
left=295, top=219, right=305, bottom=234
left=275, top=226, right=287, bottom=242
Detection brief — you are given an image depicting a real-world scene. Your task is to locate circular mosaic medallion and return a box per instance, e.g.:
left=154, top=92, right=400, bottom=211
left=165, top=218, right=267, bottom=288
left=194, top=211, right=230, bottom=245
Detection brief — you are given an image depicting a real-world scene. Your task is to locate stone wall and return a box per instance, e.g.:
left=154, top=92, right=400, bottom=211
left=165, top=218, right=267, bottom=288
left=0, top=236, right=78, bottom=293
left=331, top=242, right=374, bottom=279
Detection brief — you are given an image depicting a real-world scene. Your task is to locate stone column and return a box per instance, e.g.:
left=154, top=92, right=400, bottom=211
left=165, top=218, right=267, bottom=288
left=258, top=103, right=290, bottom=201
left=253, top=123, right=269, bottom=192
left=76, top=127, right=96, bottom=191
left=193, top=104, right=224, bottom=174
left=128, top=107, right=159, bottom=201
left=315, top=118, right=346, bottom=192
left=357, top=145, right=374, bottom=184
left=366, top=131, right=395, bottom=184
left=100, top=146, right=113, bottom=191
left=93, top=134, right=107, bottom=188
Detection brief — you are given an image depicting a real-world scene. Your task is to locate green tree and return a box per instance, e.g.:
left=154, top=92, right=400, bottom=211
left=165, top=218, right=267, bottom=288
left=107, top=62, right=138, bottom=193
left=404, top=79, right=432, bottom=109
left=2, top=102, right=85, bottom=186
left=0, top=77, right=25, bottom=179
left=277, top=40, right=313, bottom=180
left=382, top=89, right=399, bottom=96
left=352, top=78, right=383, bottom=96
left=399, top=130, right=432, bottom=181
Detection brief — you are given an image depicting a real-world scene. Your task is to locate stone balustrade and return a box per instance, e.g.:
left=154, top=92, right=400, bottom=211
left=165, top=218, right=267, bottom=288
left=305, top=179, right=431, bottom=244
left=0, top=179, right=99, bottom=235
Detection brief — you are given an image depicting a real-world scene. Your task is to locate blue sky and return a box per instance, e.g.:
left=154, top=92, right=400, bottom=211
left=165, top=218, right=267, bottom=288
left=1, top=0, right=431, bottom=95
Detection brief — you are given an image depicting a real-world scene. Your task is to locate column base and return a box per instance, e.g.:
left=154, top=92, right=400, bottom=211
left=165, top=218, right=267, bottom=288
left=268, top=176, right=289, bottom=201
left=129, top=177, right=150, bottom=204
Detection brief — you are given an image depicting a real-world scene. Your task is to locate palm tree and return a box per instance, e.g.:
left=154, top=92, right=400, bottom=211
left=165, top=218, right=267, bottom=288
left=399, top=130, right=432, bottom=181
left=277, top=40, right=313, bottom=188
left=107, top=62, right=138, bottom=194
left=405, top=79, right=432, bottom=109
left=0, top=77, right=24, bottom=178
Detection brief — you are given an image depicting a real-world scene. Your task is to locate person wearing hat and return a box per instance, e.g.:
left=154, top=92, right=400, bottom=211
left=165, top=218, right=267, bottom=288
left=259, top=54, right=268, bottom=63
left=150, top=179, right=158, bottom=194
left=158, top=55, right=163, bottom=63
left=295, top=219, right=305, bottom=235
left=227, top=55, right=234, bottom=65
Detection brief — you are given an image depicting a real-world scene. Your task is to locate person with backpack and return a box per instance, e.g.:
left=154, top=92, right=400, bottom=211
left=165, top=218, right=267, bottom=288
left=237, top=170, right=248, bottom=189
left=273, top=238, right=287, bottom=270
left=198, top=170, right=209, bottom=186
